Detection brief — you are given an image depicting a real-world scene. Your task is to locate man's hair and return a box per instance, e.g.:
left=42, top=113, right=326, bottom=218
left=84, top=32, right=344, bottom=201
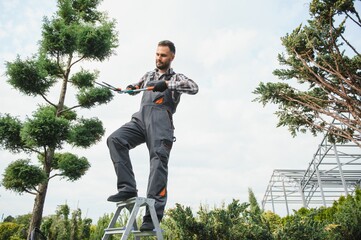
left=158, top=40, right=176, bottom=54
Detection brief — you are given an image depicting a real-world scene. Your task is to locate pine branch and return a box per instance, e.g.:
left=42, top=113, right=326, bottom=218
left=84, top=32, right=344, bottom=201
left=289, top=108, right=361, bottom=147
left=280, top=92, right=361, bottom=142
left=58, top=104, right=82, bottom=114
left=345, top=11, right=361, bottom=27
left=70, top=55, right=85, bottom=68
left=338, top=31, right=361, bottom=56
left=40, top=93, right=57, bottom=107
left=24, top=187, right=37, bottom=195
left=49, top=173, right=61, bottom=180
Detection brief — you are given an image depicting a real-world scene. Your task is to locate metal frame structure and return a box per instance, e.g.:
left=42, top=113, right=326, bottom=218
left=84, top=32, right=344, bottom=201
left=262, top=133, right=361, bottom=215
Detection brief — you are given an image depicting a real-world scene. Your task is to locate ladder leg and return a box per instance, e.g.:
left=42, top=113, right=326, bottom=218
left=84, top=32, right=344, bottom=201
left=147, top=199, right=163, bottom=240
left=125, top=204, right=141, bottom=240
left=132, top=216, right=140, bottom=240
left=121, top=201, right=141, bottom=240
left=102, top=206, right=124, bottom=240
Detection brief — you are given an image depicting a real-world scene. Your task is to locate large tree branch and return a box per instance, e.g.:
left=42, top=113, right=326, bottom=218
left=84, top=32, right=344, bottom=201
left=328, top=20, right=361, bottom=121
left=296, top=51, right=350, bottom=100
left=49, top=173, right=62, bottom=180
left=329, top=20, right=361, bottom=95
left=24, top=188, right=37, bottom=195
left=328, top=13, right=342, bottom=76
left=295, top=94, right=359, bottom=134
left=339, top=31, right=361, bottom=56
left=23, top=185, right=42, bottom=195
left=30, top=148, right=42, bottom=155
left=70, top=55, right=85, bottom=68
left=295, top=53, right=361, bottom=123
left=58, top=104, right=82, bottom=114
left=296, top=48, right=361, bottom=106
left=328, top=93, right=361, bottom=121
left=308, top=53, right=361, bottom=97
left=280, top=92, right=361, bottom=139
left=301, top=16, right=361, bottom=98
left=288, top=107, right=361, bottom=148
left=345, top=11, right=361, bottom=27
left=40, top=93, right=57, bottom=107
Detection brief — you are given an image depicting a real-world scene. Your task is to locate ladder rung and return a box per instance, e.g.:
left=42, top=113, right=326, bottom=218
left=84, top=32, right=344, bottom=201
left=104, top=228, right=157, bottom=236
left=132, top=230, right=157, bottom=236
left=115, top=197, right=139, bottom=207
left=104, top=227, right=126, bottom=234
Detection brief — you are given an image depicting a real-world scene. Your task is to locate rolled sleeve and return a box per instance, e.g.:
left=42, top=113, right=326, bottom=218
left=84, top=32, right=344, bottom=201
left=168, top=74, right=198, bottom=95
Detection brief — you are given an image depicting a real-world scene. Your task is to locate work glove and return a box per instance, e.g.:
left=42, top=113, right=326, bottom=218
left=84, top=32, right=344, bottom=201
left=151, top=80, right=168, bottom=92
left=126, top=84, right=138, bottom=95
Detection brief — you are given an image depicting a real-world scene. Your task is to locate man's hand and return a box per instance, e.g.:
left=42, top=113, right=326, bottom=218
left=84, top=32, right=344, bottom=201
left=126, top=84, right=138, bottom=95
left=152, top=80, right=168, bottom=92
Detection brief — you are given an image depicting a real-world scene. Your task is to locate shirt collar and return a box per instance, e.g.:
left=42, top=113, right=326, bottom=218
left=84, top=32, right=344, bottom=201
left=155, top=68, right=174, bottom=76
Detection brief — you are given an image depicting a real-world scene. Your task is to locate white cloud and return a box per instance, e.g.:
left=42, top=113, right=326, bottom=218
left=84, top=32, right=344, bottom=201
left=196, top=28, right=258, bottom=68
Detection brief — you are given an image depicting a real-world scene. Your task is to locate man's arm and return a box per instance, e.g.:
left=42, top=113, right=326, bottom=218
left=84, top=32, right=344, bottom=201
left=126, top=72, right=150, bottom=94
left=167, top=73, right=199, bottom=95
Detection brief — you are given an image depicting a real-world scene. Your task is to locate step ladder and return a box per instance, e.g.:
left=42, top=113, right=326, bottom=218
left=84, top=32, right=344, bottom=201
left=102, top=197, right=164, bottom=240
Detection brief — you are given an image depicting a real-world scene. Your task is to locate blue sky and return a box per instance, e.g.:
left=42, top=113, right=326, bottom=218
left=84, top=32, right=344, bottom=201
left=0, top=0, right=330, bottom=221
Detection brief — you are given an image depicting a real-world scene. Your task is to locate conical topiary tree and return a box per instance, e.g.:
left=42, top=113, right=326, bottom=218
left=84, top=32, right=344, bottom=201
left=0, top=0, right=118, bottom=237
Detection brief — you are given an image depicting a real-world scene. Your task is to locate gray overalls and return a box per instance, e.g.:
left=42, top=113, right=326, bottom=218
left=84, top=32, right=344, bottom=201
left=107, top=70, right=177, bottom=219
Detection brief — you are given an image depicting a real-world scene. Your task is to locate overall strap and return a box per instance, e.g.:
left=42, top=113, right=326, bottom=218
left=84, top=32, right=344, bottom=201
left=164, top=71, right=175, bottom=81
left=149, top=71, right=156, bottom=82
left=148, top=70, right=175, bottom=83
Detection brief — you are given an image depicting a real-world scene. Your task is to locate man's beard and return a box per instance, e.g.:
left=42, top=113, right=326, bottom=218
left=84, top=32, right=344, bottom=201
left=156, top=61, right=170, bottom=70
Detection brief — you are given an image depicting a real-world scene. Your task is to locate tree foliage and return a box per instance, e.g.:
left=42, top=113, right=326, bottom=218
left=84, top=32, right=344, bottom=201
left=38, top=204, right=93, bottom=240
left=0, top=222, right=24, bottom=240
left=321, top=189, right=361, bottom=240
left=0, top=214, right=31, bottom=240
left=54, top=152, right=91, bottom=181
left=0, top=114, right=27, bottom=153
left=20, top=106, right=70, bottom=149
left=274, top=208, right=328, bottom=240
left=253, top=0, right=361, bottom=146
left=0, top=0, right=118, bottom=237
left=1, top=189, right=361, bottom=239
left=5, top=55, right=58, bottom=96
left=162, top=190, right=272, bottom=240
left=2, top=159, right=47, bottom=194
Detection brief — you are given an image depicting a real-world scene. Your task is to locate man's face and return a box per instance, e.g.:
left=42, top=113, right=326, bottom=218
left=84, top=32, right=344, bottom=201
left=155, top=46, right=174, bottom=71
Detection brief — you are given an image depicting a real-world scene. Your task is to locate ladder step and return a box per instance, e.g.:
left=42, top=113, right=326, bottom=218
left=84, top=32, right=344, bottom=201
left=104, top=228, right=158, bottom=236
left=104, top=227, right=126, bottom=234
left=132, top=230, right=158, bottom=237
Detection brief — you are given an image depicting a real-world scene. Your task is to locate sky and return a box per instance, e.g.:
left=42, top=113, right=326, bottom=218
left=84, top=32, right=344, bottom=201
left=0, top=0, right=331, bottom=221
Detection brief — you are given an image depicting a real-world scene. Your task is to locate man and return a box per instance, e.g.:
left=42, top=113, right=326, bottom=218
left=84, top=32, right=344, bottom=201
left=107, top=40, right=198, bottom=231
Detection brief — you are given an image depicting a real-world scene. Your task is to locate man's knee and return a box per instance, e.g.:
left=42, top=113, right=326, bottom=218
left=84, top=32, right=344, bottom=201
left=107, top=134, right=128, bottom=150
left=106, top=134, right=116, bottom=147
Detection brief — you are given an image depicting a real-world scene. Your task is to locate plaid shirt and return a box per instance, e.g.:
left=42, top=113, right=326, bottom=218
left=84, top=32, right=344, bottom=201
left=134, top=68, right=199, bottom=95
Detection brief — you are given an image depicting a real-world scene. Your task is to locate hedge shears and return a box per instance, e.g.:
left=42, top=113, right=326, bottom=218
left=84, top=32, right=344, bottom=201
left=95, top=81, right=154, bottom=94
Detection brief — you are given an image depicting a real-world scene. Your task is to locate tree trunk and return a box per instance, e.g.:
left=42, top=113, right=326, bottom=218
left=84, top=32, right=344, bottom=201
left=27, top=148, right=54, bottom=239
left=27, top=180, right=49, bottom=239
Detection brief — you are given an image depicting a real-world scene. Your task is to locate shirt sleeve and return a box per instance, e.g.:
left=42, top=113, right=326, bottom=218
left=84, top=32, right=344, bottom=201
left=133, top=72, right=148, bottom=88
left=167, top=73, right=199, bottom=95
